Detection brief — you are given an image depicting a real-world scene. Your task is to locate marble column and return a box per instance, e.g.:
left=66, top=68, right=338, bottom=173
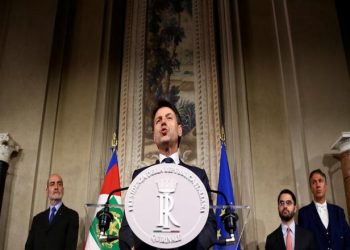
left=0, top=133, right=20, bottom=214
left=331, top=132, right=350, bottom=220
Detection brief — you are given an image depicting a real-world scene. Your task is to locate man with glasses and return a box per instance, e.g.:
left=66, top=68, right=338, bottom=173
left=266, top=189, right=315, bottom=250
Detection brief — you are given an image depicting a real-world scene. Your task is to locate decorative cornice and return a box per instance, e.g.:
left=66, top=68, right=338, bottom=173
left=118, top=0, right=148, bottom=186
left=207, top=0, right=222, bottom=181
left=118, top=0, right=134, bottom=185
left=192, top=0, right=221, bottom=187
left=133, top=0, right=147, bottom=175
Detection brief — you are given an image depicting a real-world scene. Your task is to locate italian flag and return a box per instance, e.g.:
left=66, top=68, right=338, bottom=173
left=85, top=149, right=123, bottom=250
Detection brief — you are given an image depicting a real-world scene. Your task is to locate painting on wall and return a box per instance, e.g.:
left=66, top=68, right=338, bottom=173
left=118, top=0, right=220, bottom=187
left=142, top=0, right=197, bottom=165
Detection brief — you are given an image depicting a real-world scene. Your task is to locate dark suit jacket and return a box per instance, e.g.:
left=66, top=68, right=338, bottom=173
left=25, top=204, right=79, bottom=250
left=119, top=160, right=217, bottom=250
left=265, top=224, right=316, bottom=250
left=298, top=202, right=350, bottom=250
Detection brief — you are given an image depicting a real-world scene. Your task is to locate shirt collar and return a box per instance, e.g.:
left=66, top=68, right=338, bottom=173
left=50, top=201, right=62, bottom=211
left=314, top=201, right=327, bottom=209
left=159, top=152, right=180, bottom=164
left=281, top=220, right=295, bottom=234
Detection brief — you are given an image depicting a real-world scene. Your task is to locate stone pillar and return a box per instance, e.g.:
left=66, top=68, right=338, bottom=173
left=331, top=132, right=350, bottom=220
left=0, top=133, right=20, bottom=215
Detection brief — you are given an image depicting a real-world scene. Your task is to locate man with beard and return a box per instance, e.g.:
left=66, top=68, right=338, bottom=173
left=299, top=169, right=350, bottom=250
left=25, top=174, right=79, bottom=250
left=265, top=189, right=315, bottom=250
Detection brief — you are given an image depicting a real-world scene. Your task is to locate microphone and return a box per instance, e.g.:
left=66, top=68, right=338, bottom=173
left=210, top=189, right=239, bottom=245
left=96, top=187, right=129, bottom=243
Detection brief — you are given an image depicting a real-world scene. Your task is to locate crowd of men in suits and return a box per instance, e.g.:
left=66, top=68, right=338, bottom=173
left=266, top=169, right=350, bottom=250
left=24, top=99, right=217, bottom=250
left=23, top=99, right=350, bottom=250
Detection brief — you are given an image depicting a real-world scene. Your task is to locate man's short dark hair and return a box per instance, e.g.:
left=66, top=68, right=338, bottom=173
left=152, top=99, right=182, bottom=145
left=277, top=189, right=296, bottom=205
left=309, top=168, right=327, bottom=184
left=152, top=99, right=182, bottom=125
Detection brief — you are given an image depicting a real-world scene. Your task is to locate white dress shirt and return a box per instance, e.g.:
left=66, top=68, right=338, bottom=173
left=314, top=201, right=329, bottom=228
left=281, top=221, right=295, bottom=250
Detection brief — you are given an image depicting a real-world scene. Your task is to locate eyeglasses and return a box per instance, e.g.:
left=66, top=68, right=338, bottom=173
left=279, top=200, right=294, bottom=206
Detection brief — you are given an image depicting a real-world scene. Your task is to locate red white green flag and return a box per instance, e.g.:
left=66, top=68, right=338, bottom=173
left=85, top=149, right=123, bottom=250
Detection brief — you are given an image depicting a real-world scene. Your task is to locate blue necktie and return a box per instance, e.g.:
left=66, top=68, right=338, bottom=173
left=49, top=207, right=56, bottom=224
left=162, top=157, right=174, bottom=163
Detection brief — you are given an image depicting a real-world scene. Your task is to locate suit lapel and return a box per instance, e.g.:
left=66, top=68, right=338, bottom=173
left=179, top=160, right=186, bottom=167
left=43, top=208, right=50, bottom=227
left=327, top=204, right=336, bottom=241
left=294, top=226, right=302, bottom=249
left=310, top=202, right=327, bottom=230
left=276, top=225, right=286, bottom=249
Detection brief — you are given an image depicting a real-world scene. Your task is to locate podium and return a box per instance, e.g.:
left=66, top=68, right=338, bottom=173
left=85, top=163, right=250, bottom=248
left=85, top=204, right=250, bottom=248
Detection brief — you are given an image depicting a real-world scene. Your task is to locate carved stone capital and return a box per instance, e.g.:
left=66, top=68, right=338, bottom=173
left=0, top=133, right=21, bottom=163
left=331, top=132, right=350, bottom=154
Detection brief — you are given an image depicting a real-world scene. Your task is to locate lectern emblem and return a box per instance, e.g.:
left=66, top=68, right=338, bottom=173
left=124, top=163, right=209, bottom=249
left=156, top=179, right=180, bottom=231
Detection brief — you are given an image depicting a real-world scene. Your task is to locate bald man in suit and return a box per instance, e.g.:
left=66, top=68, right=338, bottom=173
left=25, top=174, right=79, bottom=250
left=266, top=189, right=316, bottom=250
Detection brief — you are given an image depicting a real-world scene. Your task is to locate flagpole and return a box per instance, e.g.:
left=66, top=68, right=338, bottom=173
left=111, top=131, right=118, bottom=152
left=85, top=131, right=123, bottom=249
left=220, top=126, right=226, bottom=145
left=215, top=127, right=241, bottom=249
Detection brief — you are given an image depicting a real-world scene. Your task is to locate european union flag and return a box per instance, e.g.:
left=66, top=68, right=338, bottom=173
left=214, top=141, right=240, bottom=250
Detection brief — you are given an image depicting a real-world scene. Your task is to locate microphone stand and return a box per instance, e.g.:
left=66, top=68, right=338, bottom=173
left=96, top=187, right=129, bottom=243
left=210, top=189, right=239, bottom=246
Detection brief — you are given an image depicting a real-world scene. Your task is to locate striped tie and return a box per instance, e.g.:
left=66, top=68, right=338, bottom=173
left=49, top=207, right=56, bottom=224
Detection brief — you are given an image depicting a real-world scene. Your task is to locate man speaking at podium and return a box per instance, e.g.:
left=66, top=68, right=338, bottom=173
left=119, top=99, right=217, bottom=250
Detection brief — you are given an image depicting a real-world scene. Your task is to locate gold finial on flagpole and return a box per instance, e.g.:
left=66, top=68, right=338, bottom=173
left=220, top=126, right=226, bottom=144
left=111, top=132, right=118, bottom=150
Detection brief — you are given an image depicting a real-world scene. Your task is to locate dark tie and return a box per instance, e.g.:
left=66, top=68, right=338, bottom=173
left=49, top=207, right=56, bottom=224
left=162, top=157, right=174, bottom=163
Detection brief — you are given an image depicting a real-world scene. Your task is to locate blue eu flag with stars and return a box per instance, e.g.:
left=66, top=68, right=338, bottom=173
left=214, top=141, right=240, bottom=250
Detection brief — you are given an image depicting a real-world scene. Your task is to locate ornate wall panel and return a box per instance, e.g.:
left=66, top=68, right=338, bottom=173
left=118, top=0, right=221, bottom=188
